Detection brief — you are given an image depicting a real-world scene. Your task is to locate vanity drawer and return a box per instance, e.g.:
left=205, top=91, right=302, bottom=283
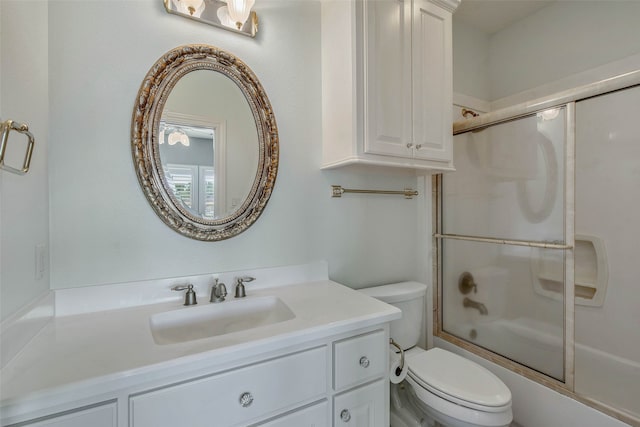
left=333, top=329, right=386, bottom=391
left=130, top=347, right=327, bottom=427
left=13, top=403, right=117, bottom=427
left=253, top=400, right=328, bottom=426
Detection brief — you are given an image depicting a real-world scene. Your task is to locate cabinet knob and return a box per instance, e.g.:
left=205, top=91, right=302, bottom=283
left=359, top=356, right=370, bottom=368
left=239, top=392, right=254, bottom=407
left=415, top=144, right=422, bottom=149
left=340, top=409, right=351, bottom=422
left=406, top=143, right=414, bottom=148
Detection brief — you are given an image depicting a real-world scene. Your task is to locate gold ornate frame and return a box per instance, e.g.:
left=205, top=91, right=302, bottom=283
left=131, top=45, right=278, bottom=241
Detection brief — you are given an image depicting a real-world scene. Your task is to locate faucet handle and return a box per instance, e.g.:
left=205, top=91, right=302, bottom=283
left=172, top=284, right=197, bottom=306
left=458, top=272, right=477, bottom=294
left=234, top=276, right=255, bottom=298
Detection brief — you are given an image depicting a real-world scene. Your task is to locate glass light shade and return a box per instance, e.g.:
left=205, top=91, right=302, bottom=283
left=172, top=0, right=205, bottom=18
left=226, top=0, right=255, bottom=30
left=216, top=6, right=236, bottom=29
left=168, top=130, right=190, bottom=147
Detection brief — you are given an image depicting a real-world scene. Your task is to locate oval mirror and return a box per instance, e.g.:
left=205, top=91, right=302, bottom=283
left=132, top=45, right=278, bottom=241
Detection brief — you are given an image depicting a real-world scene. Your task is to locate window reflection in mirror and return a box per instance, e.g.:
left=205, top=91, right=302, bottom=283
left=159, top=121, right=218, bottom=218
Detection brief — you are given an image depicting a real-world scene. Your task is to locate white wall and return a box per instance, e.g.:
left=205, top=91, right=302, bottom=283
left=452, top=19, right=490, bottom=102
left=489, top=1, right=640, bottom=102
left=0, top=1, right=50, bottom=321
left=453, top=1, right=640, bottom=106
left=46, top=0, right=425, bottom=290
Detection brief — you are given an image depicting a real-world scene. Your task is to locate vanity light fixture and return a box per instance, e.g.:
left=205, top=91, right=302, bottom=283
left=164, top=0, right=258, bottom=38
left=171, top=0, right=205, bottom=18
left=167, top=129, right=190, bottom=147
left=159, top=124, right=190, bottom=147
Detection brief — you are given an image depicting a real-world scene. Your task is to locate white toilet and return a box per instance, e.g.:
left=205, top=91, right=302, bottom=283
left=359, top=282, right=513, bottom=427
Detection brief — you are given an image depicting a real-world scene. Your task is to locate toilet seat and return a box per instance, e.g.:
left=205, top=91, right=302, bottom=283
left=405, top=348, right=512, bottom=412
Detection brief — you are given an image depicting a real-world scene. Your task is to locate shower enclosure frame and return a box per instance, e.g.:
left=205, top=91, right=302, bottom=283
left=433, top=69, right=640, bottom=427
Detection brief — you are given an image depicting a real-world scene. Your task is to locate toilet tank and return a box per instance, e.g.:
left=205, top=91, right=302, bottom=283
left=359, top=282, right=428, bottom=350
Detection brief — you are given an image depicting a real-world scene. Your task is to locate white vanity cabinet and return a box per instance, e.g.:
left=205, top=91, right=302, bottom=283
left=321, top=0, right=459, bottom=172
left=129, top=329, right=389, bottom=427
left=1, top=276, right=399, bottom=427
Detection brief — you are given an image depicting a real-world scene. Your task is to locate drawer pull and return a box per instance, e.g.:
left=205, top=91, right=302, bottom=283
left=340, top=409, right=351, bottom=422
left=359, top=356, right=370, bottom=368
left=239, top=392, right=254, bottom=407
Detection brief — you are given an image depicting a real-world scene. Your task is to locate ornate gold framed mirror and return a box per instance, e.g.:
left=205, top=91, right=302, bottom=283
left=131, top=45, right=278, bottom=241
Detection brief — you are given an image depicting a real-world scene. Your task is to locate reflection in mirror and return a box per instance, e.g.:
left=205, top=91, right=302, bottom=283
left=132, top=45, right=278, bottom=241
left=159, top=117, right=219, bottom=219
left=160, top=70, right=259, bottom=220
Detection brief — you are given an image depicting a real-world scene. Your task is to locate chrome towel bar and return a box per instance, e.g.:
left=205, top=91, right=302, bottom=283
left=331, top=185, right=418, bottom=199
left=0, top=119, right=35, bottom=175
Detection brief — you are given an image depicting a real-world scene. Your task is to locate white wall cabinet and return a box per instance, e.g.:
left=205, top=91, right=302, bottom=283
left=322, top=0, right=460, bottom=172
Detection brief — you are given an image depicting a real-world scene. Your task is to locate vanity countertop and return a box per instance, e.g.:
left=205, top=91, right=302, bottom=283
left=0, top=278, right=400, bottom=421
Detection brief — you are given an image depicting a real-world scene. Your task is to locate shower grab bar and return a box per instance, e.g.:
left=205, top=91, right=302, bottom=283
left=434, top=233, right=572, bottom=250
left=331, top=185, right=418, bottom=199
left=0, top=120, right=36, bottom=175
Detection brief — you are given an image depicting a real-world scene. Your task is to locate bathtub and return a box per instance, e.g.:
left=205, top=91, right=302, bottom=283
left=448, top=318, right=640, bottom=422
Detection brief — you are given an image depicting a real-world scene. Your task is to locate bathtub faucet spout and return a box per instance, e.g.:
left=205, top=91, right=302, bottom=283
left=463, top=297, right=489, bottom=315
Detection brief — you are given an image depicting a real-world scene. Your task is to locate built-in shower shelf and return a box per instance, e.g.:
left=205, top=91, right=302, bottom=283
left=531, top=234, right=608, bottom=307
left=537, top=276, right=598, bottom=300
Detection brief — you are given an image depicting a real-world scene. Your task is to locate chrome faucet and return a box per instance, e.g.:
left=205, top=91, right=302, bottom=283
left=210, top=279, right=227, bottom=303
left=463, top=297, right=488, bottom=315
left=234, top=276, right=255, bottom=298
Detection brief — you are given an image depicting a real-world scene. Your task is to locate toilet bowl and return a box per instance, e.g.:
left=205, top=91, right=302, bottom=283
left=359, top=282, right=513, bottom=427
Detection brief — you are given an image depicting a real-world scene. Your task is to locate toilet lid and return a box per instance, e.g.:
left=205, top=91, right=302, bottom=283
left=407, top=348, right=512, bottom=410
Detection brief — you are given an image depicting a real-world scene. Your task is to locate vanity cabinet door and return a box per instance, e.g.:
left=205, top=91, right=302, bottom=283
left=333, top=380, right=386, bottom=427
left=16, top=403, right=117, bottom=427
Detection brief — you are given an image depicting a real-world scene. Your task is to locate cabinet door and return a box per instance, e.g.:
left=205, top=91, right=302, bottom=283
left=412, top=0, right=453, bottom=162
left=363, top=0, right=413, bottom=158
left=333, top=380, right=386, bottom=427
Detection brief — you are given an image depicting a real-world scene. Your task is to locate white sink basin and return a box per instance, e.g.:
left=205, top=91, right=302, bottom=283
left=150, top=296, right=296, bottom=345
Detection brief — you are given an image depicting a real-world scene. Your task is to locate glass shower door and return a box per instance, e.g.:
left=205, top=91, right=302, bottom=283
left=439, top=108, right=569, bottom=381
